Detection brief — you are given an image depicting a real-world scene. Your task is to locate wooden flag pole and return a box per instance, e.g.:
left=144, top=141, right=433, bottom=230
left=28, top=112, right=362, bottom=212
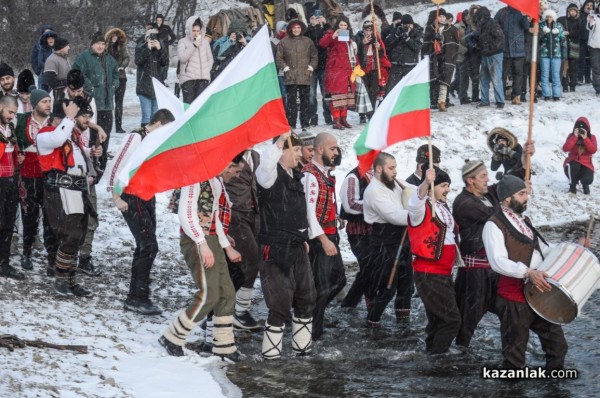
left=428, top=136, right=436, bottom=218
left=370, top=0, right=381, bottom=79
left=431, top=0, right=447, bottom=56
left=525, top=20, right=539, bottom=181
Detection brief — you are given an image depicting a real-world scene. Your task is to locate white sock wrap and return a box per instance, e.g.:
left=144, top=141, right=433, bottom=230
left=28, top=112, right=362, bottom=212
left=261, top=322, right=284, bottom=360
left=291, top=316, right=312, bottom=355
left=212, top=315, right=236, bottom=355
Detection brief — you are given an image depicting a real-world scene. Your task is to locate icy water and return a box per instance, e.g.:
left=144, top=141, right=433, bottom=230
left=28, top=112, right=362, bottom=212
left=227, top=222, right=600, bottom=397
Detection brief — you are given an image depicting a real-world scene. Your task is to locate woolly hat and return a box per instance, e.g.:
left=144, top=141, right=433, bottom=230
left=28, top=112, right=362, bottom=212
left=401, top=14, right=414, bottom=25
left=275, top=21, right=287, bottom=32
left=227, top=19, right=247, bottom=36
left=416, top=144, right=441, bottom=164
left=543, top=9, right=558, bottom=20
left=0, top=62, right=14, bottom=78
left=497, top=175, right=526, bottom=201
left=30, top=88, right=50, bottom=108
left=156, top=13, right=165, bottom=20
left=90, top=31, right=106, bottom=46
left=67, top=69, right=85, bottom=90
left=567, top=3, right=579, bottom=13
left=461, top=160, right=486, bottom=178
left=438, top=8, right=448, bottom=17
left=392, top=12, right=403, bottom=22
left=420, top=165, right=451, bottom=186
left=298, top=131, right=316, bottom=146
left=17, top=69, right=35, bottom=93
left=76, top=101, right=94, bottom=118
left=53, top=37, right=69, bottom=51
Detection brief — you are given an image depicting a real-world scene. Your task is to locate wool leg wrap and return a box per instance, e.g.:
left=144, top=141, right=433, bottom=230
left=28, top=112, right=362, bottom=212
left=262, top=322, right=284, bottom=360
left=212, top=315, right=236, bottom=355
left=163, top=310, right=198, bottom=346
left=56, top=250, right=77, bottom=281
left=395, top=309, right=410, bottom=320
left=205, top=318, right=214, bottom=345
left=291, top=317, right=312, bottom=356
left=235, top=287, right=253, bottom=315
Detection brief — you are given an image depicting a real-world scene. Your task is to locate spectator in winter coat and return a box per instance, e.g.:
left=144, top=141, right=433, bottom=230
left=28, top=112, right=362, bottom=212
left=30, top=25, right=57, bottom=90
left=156, top=14, right=177, bottom=82
left=539, top=9, right=567, bottom=100
left=136, top=25, right=169, bottom=127
left=473, top=6, right=505, bottom=108
left=558, top=4, right=583, bottom=92
left=563, top=117, right=597, bottom=194
left=579, top=0, right=596, bottom=84
left=177, top=16, right=214, bottom=104
left=305, top=13, right=332, bottom=125
left=276, top=20, right=318, bottom=131
left=587, top=4, right=600, bottom=95
left=320, top=15, right=357, bottom=130
left=463, top=5, right=482, bottom=103
left=495, top=6, right=530, bottom=105
left=384, top=14, right=423, bottom=96
left=272, top=21, right=288, bottom=109
left=106, top=28, right=130, bottom=134
left=43, top=37, right=71, bottom=99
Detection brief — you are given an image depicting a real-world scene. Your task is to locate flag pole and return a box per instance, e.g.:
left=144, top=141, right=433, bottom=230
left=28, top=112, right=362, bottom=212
left=370, top=0, right=381, bottom=80
left=428, top=136, right=436, bottom=218
left=525, top=20, right=539, bottom=181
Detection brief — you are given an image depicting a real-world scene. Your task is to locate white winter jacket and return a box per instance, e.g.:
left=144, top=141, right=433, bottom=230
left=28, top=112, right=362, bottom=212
left=587, top=13, right=600, bottom=49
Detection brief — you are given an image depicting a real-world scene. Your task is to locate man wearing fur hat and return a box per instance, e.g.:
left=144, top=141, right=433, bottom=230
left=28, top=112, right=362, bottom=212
left=16, top=69, right=36, bottom=113
left=36, top=98, right=102, bottom=296
left=44, top=37, right=71, bottom=99
left=384, top=13, right=423, bottom=96
left=407, top=166, right=460, bottom=354
left=73, top=32, right=120, bottom=173
left=482, top=174, right=583, bottom=369
left=405, top=144, right=441, bottom=186
left=563, top=117, right=596, bottom=194
left=0, top=63, right=18, bottom=97
left=14, top=88, right=52, bottom=272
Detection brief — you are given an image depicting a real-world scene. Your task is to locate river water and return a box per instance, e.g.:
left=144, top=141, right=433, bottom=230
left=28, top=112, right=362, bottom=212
left=226, top=221, right=600, bottom=397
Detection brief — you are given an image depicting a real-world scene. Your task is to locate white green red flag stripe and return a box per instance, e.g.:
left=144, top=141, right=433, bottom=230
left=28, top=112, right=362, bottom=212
left=354, top=56, right=430, bottom=174
left=500, top=0, right=539, bottom=21
left=115, top=25, right=289, bottom=200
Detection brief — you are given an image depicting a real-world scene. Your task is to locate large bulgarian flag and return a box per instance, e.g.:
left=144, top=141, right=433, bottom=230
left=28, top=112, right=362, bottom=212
left=115, top=25, right=289, bottom=200
left=500, top=0, right=540, bottom=21
left=354, top=56, right=430, bottom=174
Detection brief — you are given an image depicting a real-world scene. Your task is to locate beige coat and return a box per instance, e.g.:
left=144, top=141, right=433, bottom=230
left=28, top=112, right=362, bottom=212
left=177, top=15, right=214, bottom=84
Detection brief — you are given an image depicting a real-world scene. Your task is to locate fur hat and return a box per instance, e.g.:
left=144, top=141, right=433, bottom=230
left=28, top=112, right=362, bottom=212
left=416, top=144, right=441, bottom=164
left=420, top=165, right=451, bottom=186
left=52, top=98, right=67, bottom=119
left=273, top=133, right=302, bottom=149
left=90, top=31, right=106, bottom=46
left=401, top=14, right=414, bottom=25
left=30, top=88, right=50, bottom=108
left=53, top=37, right=69, bottom=51
left=0, top=62, right=14, bottom=78
left=392, top=12, right=403, bottom=22
left=543, top=9, right=558, bottom=20
left=156, top=13, right=165, bottom=20
left=17, top=69, right=35, bottom=93
left=362, top=20, right=374, bottom=29
left=497, top=175, right=526, bottom=201
left=67, top=69, right=85, bottom=90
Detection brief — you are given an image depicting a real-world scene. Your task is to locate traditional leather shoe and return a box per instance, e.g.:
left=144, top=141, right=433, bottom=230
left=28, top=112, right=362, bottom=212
left=511, top=97, right=521, bottom=105
left=70, top=283, right=92, bottom=297
left=233, top=311, right=262, bottom=331
left=332, top=119, right=344, bottom=130
left=0, top=264, right=26, bottom=280
left=21, top=256, right=33, bottom=270
left=438, top=101, right=447, bottom=112
left=78, top=256, right=103, bottom=276
left=159, top=336, right=184, bottom=357
left=340, top=118, right=351, bottom=128
left=124, top=297, right=162, bottom=315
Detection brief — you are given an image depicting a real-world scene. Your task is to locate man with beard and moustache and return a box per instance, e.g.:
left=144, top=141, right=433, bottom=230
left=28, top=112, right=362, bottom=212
left=362, top=152, right=414, bottom=327
left=14, top=88, right=52, bottom=272
left=482, top=175, right=586, bottom=369
left=302, top=132, right=346, bottom=340
left=36, top=99, right=102, bottom=296
left=407, top=166, right=461, bottom=354
left=0, top=63, right=18, bottom=97
left=0, top=95, right=24, bottom=280
left=256, top=132, right=316, bottom=360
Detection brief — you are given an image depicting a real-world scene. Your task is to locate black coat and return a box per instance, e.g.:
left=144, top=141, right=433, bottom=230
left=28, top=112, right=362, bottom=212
left=134, top=37, right=169, bottom=99
left=305, top=23, right=331, bottom=71
left=452, top=187, right=499, bottom=257
left=473, top=7, right=505, bottom=56
left=384, top=23, right=423, bottom=66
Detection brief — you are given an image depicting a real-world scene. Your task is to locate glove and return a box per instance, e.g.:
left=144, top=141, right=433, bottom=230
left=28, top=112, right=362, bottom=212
left=542, top=26, right=550, bottom=33
left=498, top=146, right=515, bottom=156
left=283, top=66, right=290, bottom=73
left=552, top=28, right=559, bottom=34
left=399, top=30, right=409, bottom=41
left=307, top=65, right=313, bottom=72
left=492, top=154, right=502, bottom=162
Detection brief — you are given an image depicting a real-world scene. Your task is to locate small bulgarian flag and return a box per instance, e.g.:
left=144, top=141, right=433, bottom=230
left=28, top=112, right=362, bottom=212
left=354, top=56, right=431, bottom=175
left=115, top=25, right=289, bottom=200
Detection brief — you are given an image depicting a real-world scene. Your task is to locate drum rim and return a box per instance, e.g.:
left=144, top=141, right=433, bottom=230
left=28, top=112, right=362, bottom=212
left=525, top=277, right=578, bottom=325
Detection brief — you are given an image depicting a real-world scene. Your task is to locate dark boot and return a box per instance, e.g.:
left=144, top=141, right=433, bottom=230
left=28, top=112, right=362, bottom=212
left=569, top=184, right=577, bottom=194
left=583, top=185, right=590, bottom=195
left=21, top=256, right=33, bottom=270
left=69, top=271, right=92, bottom=297
left=340, top=117, right=351, bottom=128
left=158, top=336, right=184, bottom=357
left=332, top=119, right=344, bottom=130
left=0, top=261, right=25, bottom=280
left=78, top=255, right=103, bottom=276
left=125, top=278, right=162, bottom=315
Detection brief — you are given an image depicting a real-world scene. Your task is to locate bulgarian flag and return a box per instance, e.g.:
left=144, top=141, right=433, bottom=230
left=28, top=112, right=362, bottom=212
left=354, top=56, right=430, bottom=175
left=500, top=0, right=540, bottom=21
left=115, top=25, right=289, bottom=200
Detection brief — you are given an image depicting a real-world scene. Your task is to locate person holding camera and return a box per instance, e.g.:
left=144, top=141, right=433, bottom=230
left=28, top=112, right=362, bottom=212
left=563, top=117, right=597, bottom=194
left=177, top=16, right=213, bottom=104
left=384, top=14, right=423, bottom=96
left=211, top=21, right=250, bottom=81
left=490, top=135, right=523, bottom=180
left=135, top=23, right=169, bottom=127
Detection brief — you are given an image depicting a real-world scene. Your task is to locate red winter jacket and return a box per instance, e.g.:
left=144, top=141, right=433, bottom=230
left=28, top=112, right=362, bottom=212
left=319, top=30, right=356, bottom=95
left=563, top=117, right=597, bottom=171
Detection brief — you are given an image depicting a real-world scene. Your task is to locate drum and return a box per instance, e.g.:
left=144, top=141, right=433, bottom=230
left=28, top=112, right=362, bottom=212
left=525, top=242, right=600, bottom=325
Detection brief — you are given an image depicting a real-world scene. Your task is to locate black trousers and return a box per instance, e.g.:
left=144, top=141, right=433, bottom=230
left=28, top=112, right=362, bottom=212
left=181, top=79, right=210, bottom=104
left=19, top=176, right=51, bottom=257
left=414, top=271, right=461, bottom=354
left=121, top=193, right=158, bottom=300
left=114, top=77, right=127, bottom=131
left=0, top=177, right=19, bottom=266
left=461, top=53, right=481, bottom=101
left=227, top=210, right=260, bottom=289
left=341, top=233, right=371, bottom=308
left=565, top=161, right=594, bottom=188
left=561, top=58, right=578, bottom=90
left=285, top=84, right=310, bottom=129
left=386, top=64, right=414, bottom=96
left=454, top=267, right=499, bottom=347
left=502, top=57, right=525, bottom=99
left=364, top=242, right=413, bottom=323
left=259, top=243, right=316, bottom=327
left=496, top=296, right=568, bottom=369
left=309, top=233, right=346, bottom=340
left=97, top=110, right=114, bottom=174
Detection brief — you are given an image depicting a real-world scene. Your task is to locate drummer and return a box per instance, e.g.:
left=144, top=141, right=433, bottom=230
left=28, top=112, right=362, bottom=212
left=482, top=175, right=588, bottom=369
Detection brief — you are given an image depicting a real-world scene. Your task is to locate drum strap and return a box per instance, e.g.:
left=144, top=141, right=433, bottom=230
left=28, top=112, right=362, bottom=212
left=524, top=218, right=548, bottom=261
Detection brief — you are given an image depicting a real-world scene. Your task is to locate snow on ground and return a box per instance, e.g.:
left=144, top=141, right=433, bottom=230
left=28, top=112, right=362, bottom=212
left=2, top=1, right=600, bottom=396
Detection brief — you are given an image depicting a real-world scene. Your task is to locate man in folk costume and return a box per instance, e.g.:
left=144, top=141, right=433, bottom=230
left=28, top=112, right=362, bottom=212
left=0, top=96, right=24, bottom=280
left=256, top=132, right=316, bottom=360
left=107, top=109, right=175, bottom=315
left=339, top=163, right=373, bottom=309
left=36, top=99, right=102, bottom=296
left=362, top=152, right=414, bottom=327
left=159, top=155, right=245, bottom=360
left=294, top=131, right=315, bottom=172
left=14, top=88, right=52, bottom=272
left=483, top=175, right=577, bottom=369
left=407, top=166, right=461, bottom=354
left=405, top=144, right=441, bottom=186
left=302, top=132, right=346, bottom=340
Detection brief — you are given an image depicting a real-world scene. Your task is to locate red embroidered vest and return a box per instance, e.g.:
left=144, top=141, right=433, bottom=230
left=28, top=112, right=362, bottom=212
left=37, top=125, right=77, bottom=173
left=16, top=115, right=47, bottom=178
left=303, top=162, right=337, bottom=235
left=408, top=200, right=448, bottom=261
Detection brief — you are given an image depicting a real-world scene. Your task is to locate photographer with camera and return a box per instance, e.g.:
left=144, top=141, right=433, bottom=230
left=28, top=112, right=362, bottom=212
left=384, top=13, right=423, bottom=96
left=563, top=117, right=597, bottom=194
left=177, top=16, right=213, bottom=104
left=490, top=134, right=523, bottom=180
left=211, top=20, right=250, bottom=81
left=136, top=23, right=169, bottom=127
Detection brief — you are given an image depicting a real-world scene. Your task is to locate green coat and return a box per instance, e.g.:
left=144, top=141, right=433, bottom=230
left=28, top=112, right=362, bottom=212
left=73, top=48, right=120, bottom=111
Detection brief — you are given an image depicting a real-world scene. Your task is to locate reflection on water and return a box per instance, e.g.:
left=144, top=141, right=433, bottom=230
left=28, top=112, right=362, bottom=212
left=227, top=222, right=599, bottom=397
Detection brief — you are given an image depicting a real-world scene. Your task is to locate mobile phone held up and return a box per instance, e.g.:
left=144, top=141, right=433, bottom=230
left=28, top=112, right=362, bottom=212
left=338, top=29, right=350, bottom=41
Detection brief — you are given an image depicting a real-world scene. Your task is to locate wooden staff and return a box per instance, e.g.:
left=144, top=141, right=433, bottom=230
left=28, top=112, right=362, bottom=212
left=525, top=19, right=539, bottom=181
left=370, top=0, right=381, bottom=79
left=586, top=215, right=596, bottom=243
left=387, top=229, right=409, bottom=289
left=431, top=0, right=447, bottom=54
left=428, top=136, right=436, bottom=218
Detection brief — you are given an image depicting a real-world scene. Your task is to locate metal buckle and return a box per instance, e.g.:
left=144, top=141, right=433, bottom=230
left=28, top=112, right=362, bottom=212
left=74, top=178, right=87, bottom=191
left=57, top=175, right=73, bottom=187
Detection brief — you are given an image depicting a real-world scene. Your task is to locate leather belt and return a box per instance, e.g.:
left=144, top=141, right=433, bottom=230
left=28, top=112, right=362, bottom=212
left=45, top=172, right=88, bottom=192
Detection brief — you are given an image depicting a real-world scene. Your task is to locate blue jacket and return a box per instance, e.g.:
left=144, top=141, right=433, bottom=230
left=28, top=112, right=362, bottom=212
left=31, top=27, right=57, bottom=75
left=494, top=6, right=530, bottom=58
